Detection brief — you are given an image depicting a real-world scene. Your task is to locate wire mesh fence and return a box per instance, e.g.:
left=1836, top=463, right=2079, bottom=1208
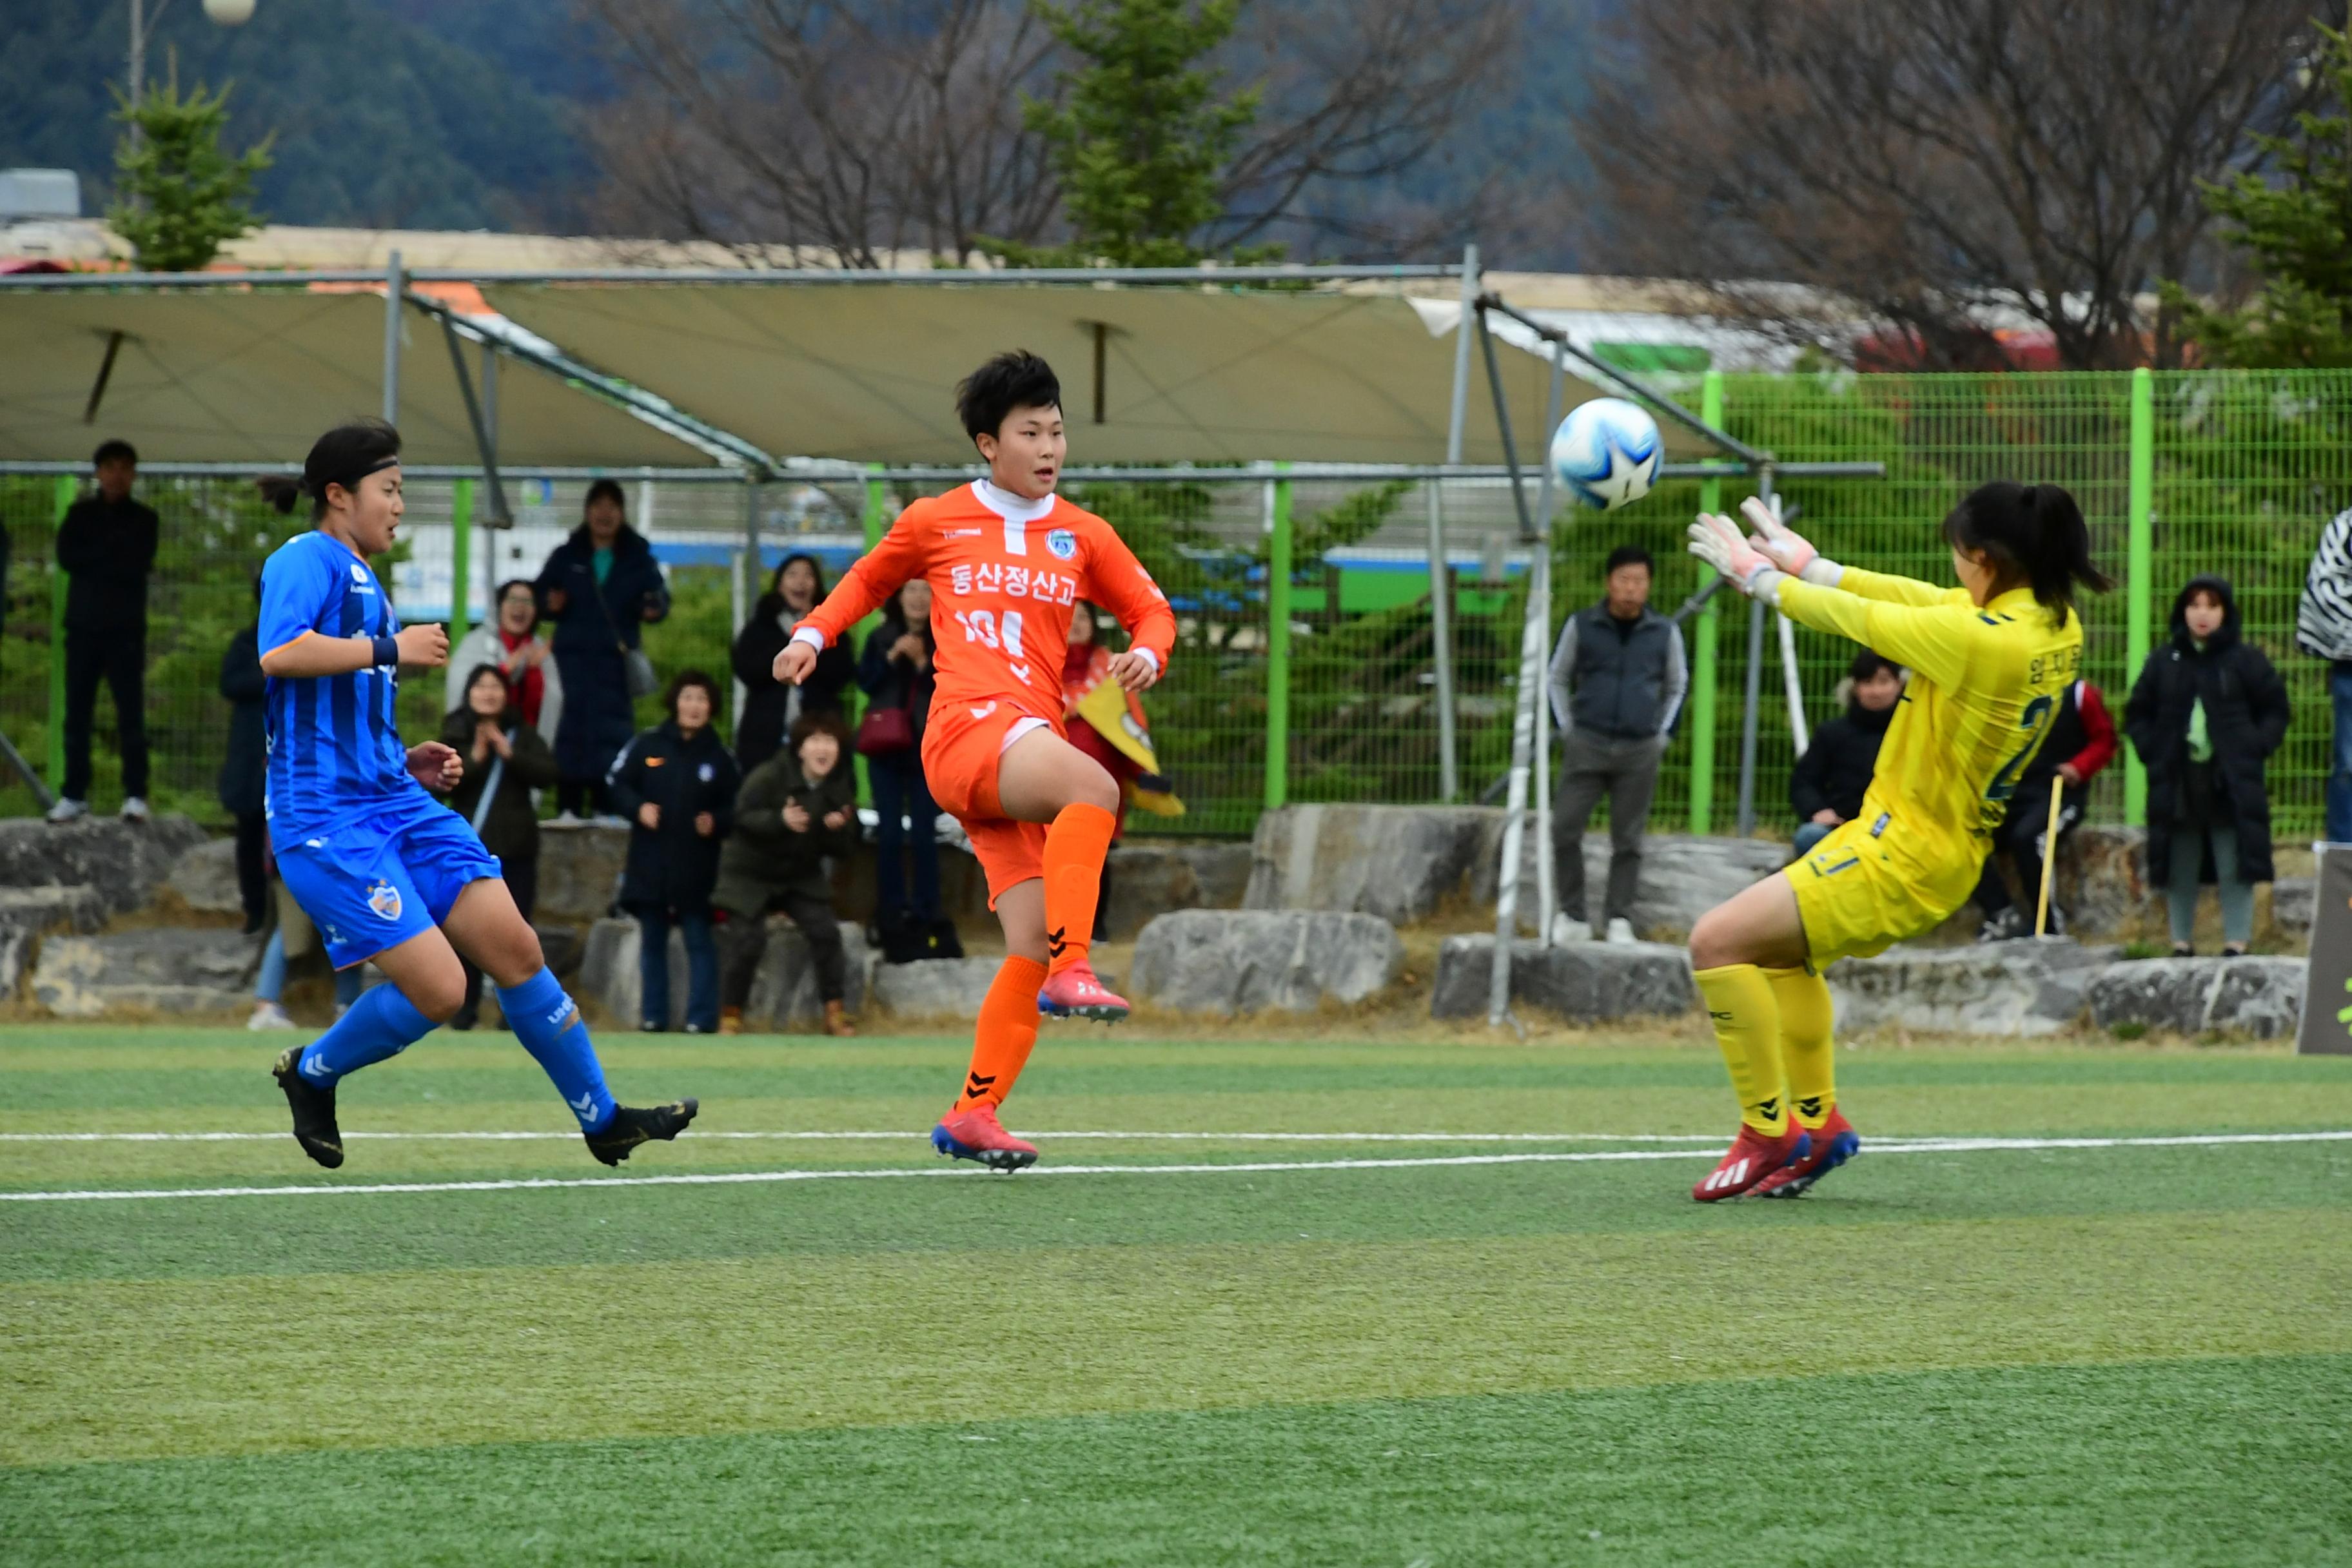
left=3, top=367, right=2349, bottom=838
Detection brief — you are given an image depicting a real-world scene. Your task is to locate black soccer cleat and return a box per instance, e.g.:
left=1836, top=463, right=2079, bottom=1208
left=271, top=1045, right=345, bottom=1169
left=584, top=1098, right=700, bottom=1166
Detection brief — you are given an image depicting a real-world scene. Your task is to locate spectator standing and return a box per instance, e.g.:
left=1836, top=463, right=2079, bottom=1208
left=734, top=553, right=855, bottom=774
left=219, top=579, right=270, bottom=933
left=858, top=577, right=952, bottom=962
left=1546, top=545, right=1687, bottom=945
left=1790, top=651, right=1903, bottom=860
left=715, top=715, right=861, bottom=1036
left=1974, top=675, right=2117, bottom=940
left=48, top=438, right=159, bottom=823
left=608, top=671, right=740, bottom=1032
left=2125, top=575, right=2289, bottom=957
left=536, top=479, right=668, bottom=824
left=440, top=665, right=561, bottom=1030
left=447, top=578, right=563, bottom=743
left=2295, top=504, right=2352, bottom=842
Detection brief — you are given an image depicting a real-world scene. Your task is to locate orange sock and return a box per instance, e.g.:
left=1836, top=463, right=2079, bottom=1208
left=1041, top=801, right=1117, bottom=977
left=954, top=956, right=1048, bottom=1110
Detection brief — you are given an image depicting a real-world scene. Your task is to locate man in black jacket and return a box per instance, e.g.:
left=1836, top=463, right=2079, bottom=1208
left=49, top=440, right=159, bottom=824
left=1547, top=545, right=1687, bottom=945
left=1790, top=651, right=1902, bottom=859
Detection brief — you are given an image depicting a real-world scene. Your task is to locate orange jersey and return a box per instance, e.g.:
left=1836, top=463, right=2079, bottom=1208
left=792, top=480, right=1177, bottom=723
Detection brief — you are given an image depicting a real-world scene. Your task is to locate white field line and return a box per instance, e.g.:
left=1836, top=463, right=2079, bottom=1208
left=1, top=1130, right=2346, bottom=1204
left=0, top=1130, right=1739, bottom=1144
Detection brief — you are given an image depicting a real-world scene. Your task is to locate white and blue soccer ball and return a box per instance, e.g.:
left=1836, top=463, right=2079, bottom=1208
left=1549, top=397, right=1662, bottom=511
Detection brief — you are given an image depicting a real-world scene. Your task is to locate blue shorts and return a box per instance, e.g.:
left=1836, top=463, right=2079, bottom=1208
left=275, top=799, right=502, bottom=970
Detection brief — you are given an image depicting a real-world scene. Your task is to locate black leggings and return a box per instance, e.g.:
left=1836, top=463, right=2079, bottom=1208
left=556, top=778, right=611, bottom=817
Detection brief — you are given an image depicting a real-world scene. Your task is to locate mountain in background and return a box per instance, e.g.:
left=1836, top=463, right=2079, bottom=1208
left=0, top=0, right=1587, bottom=267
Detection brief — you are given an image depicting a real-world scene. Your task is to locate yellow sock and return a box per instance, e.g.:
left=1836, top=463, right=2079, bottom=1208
left=1694, top=963, right=1788, bottom=1134
left=1767, top=964, right=1836, bottom=1130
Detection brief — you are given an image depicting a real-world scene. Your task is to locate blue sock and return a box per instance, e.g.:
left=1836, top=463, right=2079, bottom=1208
left=497, top=967, right=616, bottom=1133
left=296, top=982, right=435, bottom=1089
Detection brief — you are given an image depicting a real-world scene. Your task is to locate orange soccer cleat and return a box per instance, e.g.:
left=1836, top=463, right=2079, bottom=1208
left=932, top=1102, right=1040, bottom=1171
left=1692, top=1121, right=1811, bottom=1202
left=1748, top=1108, right=1861, bottom=1199
left=1036, top=961, right=1130, bottom=1023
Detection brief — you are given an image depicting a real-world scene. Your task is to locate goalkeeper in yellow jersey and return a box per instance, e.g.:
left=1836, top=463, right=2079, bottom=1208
left=1681, top=482, right=2111, bottom=1201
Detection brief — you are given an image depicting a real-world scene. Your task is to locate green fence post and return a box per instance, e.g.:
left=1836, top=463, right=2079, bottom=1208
left=1265, top=464, right=1293, bottom=812
left=1688, top=370, right=1723, bottom=834
left=862, top=464, right=887, bottom=548
left=48, top=476, right=72, bottom=792
left=2126, top=367, right=2153, bottom=827
left=449, top=477, right=473, bottom=645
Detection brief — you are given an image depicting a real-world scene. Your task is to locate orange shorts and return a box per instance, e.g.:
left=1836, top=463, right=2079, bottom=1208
left=922, top=697, right=1054, bottom=906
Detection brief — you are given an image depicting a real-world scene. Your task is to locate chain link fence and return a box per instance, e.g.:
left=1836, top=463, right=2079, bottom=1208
left=4, top=367, right=2349, bottom=838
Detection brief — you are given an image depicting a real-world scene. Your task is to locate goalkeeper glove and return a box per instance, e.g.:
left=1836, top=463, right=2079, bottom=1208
left=1687, top=512, right=1784, bottom=601
left=1740, top=496, right=1842, bottom=585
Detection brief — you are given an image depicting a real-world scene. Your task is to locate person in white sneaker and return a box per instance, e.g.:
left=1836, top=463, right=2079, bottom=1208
left=1547, top=546, right=1686, bottom=951
left=54, top=439, right=159, bottom=825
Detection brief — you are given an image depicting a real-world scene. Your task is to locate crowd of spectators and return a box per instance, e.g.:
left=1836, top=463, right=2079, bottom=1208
left=35, top=447, right=2352, bottom=1015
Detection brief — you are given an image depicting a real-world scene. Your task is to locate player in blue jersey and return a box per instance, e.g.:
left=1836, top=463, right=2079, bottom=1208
left=257, top=419, right=696, bottom=1168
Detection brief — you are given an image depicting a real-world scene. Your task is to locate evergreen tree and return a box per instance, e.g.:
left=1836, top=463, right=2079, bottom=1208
left=2167, top=24, right=2352, bottom=368
left=108, top=72, right=273, bottom=273
left=988, top=0, right=1274, bottom=268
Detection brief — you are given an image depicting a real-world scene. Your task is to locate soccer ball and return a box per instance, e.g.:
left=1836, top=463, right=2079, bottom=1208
left=1550, top=397, right=1662, bottom=511
left=202, top=0, right=256, bottom=24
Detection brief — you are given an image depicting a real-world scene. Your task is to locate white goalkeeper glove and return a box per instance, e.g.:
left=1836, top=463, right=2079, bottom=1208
left=1687, top=512, right=1784, bottom=602
left=1739, top=495, right=1842, bottom=586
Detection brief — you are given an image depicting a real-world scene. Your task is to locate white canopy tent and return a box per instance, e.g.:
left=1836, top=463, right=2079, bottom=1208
left=473, top=278, right=1718, bottom=467
left=0, top=288, right=721, bottom=467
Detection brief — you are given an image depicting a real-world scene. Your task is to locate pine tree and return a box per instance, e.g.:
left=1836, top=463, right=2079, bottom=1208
left=108, top=70, right=273, bottom=273
left=2166, top=24, right=2352, bottom=368
left=988, top=0, right=1273, bottom=268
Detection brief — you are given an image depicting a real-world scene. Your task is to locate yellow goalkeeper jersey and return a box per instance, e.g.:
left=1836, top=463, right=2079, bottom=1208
left=1776, top=567, right=2084, bottom=850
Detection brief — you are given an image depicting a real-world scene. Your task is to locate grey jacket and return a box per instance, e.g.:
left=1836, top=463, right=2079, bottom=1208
left=1548, top=602, right=1687, bottom=740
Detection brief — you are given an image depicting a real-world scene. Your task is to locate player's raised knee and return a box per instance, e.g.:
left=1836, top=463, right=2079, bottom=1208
left=1687, top=903, right=1744, bottom=972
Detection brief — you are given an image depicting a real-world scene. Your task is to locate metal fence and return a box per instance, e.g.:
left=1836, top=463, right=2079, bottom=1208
left=5, top=366, right=2349, bottom=838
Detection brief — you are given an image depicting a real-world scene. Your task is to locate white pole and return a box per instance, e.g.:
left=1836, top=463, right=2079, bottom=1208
left=381, top=250, right=402, bottom=426
left=1777, top=609, right=1810, bottom=758
left=1766, top=494, right=1808, bottom=757
left=1531, top=337, right=1567, bottom=946
left=1430, top=240, right=1477, bottom=800
left=1488, top=549, right=1549, bottom=1026
left=1488, top=331, right=1567, bottom=1021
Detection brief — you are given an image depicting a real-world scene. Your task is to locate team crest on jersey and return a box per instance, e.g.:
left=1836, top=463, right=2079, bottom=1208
left=366, top=880, right=403, bottom=921
left=350, top=563, right=368, bottom=583
left=698, top=761, right=714, bottom=782
left=1046, top=527, right=1077, bottom=560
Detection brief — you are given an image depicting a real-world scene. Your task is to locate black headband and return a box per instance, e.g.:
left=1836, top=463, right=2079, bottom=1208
left=308, top=453, right=400, bottom=496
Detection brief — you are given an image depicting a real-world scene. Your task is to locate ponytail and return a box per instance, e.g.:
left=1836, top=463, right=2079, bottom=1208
left=255, top=475, right=304, bottom=515
left=258, top=418, right=403, bottom=520
left=1942, top=480, right=2113, bottom=627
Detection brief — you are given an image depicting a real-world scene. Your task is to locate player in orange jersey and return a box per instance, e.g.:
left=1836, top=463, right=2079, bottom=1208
left=774, top=351, right=1177, bottom=1170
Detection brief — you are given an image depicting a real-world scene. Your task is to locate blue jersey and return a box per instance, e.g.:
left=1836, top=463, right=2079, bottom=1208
left=260, top=531, right=424, bottom=834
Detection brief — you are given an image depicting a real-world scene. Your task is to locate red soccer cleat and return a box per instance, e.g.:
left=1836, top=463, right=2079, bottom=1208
left=932, top=1103, right=1040, bottom=1171
left=1037, top=961, right=1130, bottom=1023
left=1692, top=1121, right=1811, bottom=1202
left=1749, top=1107, right=1861, bottom=1199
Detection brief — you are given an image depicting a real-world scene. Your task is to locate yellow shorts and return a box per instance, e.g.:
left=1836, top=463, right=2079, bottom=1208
left=1786, top=812, right=1981, bottom=965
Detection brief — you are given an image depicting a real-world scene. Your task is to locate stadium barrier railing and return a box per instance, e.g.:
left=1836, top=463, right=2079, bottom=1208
left=3, top=366, right=2347, bottom=838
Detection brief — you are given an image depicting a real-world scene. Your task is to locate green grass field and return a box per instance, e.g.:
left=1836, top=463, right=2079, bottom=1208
left=3, top=1023, right=2349, bottom=1565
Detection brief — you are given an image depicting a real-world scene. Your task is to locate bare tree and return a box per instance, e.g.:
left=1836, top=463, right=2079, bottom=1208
left=576, top=0, right=1524, bottom=266
left=574, top=0, right=1064, bottom=266
left=1571, top=0, right=2322, bottom=368
left=1215, top=0, right=1527, bottom=257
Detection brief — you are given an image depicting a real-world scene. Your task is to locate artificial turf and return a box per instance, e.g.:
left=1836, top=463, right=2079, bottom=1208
left=1, top=1024, right=2347, bottom=1565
